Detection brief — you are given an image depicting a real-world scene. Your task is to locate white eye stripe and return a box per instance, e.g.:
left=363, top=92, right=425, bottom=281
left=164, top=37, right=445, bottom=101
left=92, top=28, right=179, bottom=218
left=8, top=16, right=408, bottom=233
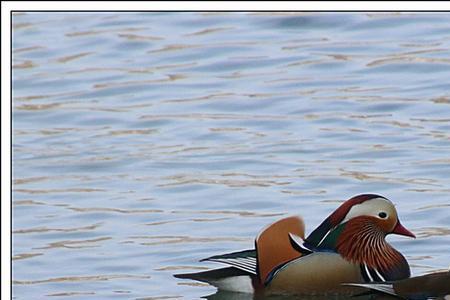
left=341, top=198, right=393, bottom=224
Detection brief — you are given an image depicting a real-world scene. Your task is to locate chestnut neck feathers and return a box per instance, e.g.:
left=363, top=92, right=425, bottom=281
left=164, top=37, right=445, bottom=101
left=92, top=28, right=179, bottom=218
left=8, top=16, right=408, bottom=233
left=335, top=216, right=410, bottom=280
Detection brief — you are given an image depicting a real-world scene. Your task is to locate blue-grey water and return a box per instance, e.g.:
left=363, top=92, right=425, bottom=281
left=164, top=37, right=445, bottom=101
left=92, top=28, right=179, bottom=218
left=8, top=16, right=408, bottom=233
left=12, top=12, right=450, bottom=300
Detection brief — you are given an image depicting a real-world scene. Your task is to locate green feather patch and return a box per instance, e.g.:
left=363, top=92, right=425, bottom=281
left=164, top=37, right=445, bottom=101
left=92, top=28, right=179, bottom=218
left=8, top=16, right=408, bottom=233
left=318, top=223, right=346, bottom=250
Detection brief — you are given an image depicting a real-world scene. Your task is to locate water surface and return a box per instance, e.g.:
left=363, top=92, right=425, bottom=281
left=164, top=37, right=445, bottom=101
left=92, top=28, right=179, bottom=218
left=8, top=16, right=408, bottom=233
left=12, top=12, right=450, bottom=299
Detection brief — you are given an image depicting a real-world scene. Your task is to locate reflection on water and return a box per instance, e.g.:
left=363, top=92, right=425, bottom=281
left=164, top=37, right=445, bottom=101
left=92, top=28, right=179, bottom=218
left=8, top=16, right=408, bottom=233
left=203, top=290, right=400, bottom=300
left=12, top=12, right=450, bottom=299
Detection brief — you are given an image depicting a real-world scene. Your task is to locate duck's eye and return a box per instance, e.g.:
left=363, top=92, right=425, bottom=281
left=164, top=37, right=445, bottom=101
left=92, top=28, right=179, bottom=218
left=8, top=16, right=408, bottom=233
left=378, top=212, right=387, bottom=219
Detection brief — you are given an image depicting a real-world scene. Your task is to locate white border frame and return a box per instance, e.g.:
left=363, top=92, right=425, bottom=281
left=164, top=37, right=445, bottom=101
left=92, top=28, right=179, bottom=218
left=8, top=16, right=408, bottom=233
left=2, top=2, right=449, bottom=300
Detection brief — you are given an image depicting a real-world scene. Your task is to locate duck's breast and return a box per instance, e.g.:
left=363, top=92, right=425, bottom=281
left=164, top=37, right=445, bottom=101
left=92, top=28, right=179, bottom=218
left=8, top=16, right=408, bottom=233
left=266, top=252, right=364, bottom=295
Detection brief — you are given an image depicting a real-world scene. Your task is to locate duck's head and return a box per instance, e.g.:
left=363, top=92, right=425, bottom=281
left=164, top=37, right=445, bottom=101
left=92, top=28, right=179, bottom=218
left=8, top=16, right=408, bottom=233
left=307, top=194, right=415, bottom=249
left=330, top=194, right=415, bottom=239
left=306, top=194, right=414, bottom=278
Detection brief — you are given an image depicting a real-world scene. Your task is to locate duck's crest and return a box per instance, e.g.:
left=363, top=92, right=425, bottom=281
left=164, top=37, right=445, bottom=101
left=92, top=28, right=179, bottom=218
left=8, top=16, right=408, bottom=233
left=305, top=194, right=385, bottom=249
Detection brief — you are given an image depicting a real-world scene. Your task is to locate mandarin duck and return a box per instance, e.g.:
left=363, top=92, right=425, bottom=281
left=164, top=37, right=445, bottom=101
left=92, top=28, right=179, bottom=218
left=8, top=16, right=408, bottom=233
left=346, top=270, right=450, bottom=299
left=175, top=194, right=416, bottom=296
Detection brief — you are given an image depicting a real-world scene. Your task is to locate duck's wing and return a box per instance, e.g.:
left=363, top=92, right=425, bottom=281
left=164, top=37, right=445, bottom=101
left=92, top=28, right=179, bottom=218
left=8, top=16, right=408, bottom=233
left=174, top=266, right=258, bottom=293
left=174, top=266, right=252, bottom=281
left=344, top=271, right=450, bottom=298
left=175, top=216, right=306, bottom=289
left=197, top=216, right=307, bottom=282
left=174, top=250, right=259, bottom=293
left=200, top=249, right=257, bottom=275
left=255, top=216, right=306, bottom=284
left=343, top=283, right=397, bottom=296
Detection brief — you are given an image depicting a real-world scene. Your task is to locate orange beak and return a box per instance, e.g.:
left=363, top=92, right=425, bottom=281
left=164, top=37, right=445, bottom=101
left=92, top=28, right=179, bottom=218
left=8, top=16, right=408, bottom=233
left=392, top=221, right=415, bottom=238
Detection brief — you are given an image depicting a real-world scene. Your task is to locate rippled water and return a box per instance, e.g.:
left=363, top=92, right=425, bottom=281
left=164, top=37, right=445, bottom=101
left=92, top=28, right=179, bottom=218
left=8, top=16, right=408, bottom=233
left=12, top=12, right=450, bottom=300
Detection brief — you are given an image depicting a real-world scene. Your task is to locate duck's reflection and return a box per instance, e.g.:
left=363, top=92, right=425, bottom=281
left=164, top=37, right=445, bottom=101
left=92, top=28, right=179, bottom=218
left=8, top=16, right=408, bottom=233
left=203, top=290, right=398, bottom=300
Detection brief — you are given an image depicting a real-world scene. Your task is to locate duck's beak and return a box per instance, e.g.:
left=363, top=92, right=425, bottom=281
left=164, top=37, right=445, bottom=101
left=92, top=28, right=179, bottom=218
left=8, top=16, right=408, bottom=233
left=392, top=221, right=415, bottom=238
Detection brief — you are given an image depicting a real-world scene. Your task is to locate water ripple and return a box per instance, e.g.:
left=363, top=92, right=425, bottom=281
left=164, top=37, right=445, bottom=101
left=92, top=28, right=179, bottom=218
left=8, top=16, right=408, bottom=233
left=12, top=12, right=450, bottom=300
